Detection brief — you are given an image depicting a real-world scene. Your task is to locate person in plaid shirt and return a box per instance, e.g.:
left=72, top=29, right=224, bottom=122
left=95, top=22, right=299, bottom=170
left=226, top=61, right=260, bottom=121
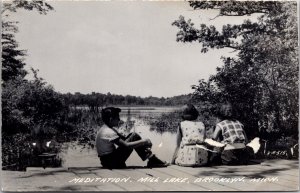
left=212, top=103, right=260, bottom=165
left=216, top=119, right=247, bottom=144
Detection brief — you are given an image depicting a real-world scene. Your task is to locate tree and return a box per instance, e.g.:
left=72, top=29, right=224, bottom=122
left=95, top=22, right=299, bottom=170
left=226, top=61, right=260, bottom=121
left=2, top=0, right=53, bottom=82
left=173, top=1, right=298, bottom=138
left=1, top=1, right=59, bottom=170
left=2, top=0, right=56, bottom=134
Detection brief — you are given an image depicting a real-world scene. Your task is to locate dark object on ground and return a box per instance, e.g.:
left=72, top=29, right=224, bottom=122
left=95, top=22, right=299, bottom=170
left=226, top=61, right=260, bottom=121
left=221, top=146, right=254, bottom=165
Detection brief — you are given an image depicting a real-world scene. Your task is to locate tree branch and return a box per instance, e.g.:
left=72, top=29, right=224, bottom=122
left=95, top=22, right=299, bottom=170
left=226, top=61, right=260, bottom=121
left=209, top=14, right=221, bottom=21
left=219, top=11, right=268, bottom=17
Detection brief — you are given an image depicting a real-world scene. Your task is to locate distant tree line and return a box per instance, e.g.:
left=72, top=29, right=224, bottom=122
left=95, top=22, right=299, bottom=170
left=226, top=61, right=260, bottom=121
left=62, top=92, right=192, bottom=110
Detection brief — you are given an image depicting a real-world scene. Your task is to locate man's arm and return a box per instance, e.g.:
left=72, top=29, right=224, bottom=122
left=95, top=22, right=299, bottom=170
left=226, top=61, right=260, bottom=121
left=243, top=130, right=249, bottom=144
left=113, top=138, right=152, bottom=149
left=212, top=125, right=222, bottom=141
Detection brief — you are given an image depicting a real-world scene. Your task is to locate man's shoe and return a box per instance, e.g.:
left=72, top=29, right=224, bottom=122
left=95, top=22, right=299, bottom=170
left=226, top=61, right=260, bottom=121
left=147, top=155, right=169, bottom=168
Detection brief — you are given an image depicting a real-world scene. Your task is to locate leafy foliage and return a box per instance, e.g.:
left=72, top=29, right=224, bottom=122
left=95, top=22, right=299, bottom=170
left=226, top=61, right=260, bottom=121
left=2, top=70, right=65, bottom=135
left=2, top=20, right=27, bottom=82
left=173, top=1, right=298, bottom=139
left=2, top=0, right=53, bottom=15
left=1, top=70, right=67, bottom=170
left=142, top=111, right=182, bottom=134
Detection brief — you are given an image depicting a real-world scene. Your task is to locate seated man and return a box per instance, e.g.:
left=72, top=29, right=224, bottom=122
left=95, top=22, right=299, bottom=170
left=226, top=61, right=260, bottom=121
left=96, top=107, right=168, bottom=169
left=212, top=103, right=260, bottom=165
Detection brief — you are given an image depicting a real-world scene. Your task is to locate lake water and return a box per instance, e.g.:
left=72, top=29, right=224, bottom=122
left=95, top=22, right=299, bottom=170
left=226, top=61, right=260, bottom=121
left=60, top=106, right=181, bottom=168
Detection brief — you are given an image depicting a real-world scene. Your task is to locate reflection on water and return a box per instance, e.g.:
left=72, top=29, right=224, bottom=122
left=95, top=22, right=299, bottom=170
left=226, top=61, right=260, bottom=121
left=61, top=107, right=180, bottom=168
left=119, top=106, right=180, bottom=116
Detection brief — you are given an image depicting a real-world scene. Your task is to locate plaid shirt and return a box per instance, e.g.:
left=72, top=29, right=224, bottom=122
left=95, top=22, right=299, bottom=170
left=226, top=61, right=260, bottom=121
left=216, top=120, right=246, bottom=144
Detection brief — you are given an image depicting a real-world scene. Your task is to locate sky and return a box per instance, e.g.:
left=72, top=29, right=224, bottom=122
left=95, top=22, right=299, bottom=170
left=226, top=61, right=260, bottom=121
left=9, top=1, right=251, bottom=97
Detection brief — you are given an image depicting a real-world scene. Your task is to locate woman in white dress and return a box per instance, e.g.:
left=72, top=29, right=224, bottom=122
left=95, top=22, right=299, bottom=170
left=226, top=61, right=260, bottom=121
left=171, top=104, right=209, bottom=166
